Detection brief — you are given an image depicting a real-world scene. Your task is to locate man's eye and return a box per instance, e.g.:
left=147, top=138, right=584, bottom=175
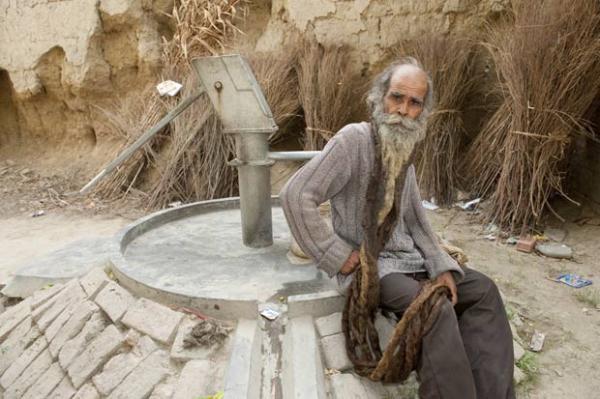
left=411, top=99, right=423, bottom=107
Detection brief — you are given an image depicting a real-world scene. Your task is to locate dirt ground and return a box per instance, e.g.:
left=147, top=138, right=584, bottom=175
left=1, top=159, right=599, bottom=398
left=0, top=159, right=145, bottom=283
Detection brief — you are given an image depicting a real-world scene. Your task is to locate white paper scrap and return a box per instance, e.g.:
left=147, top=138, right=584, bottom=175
left=422, top=200, right=439, bottom=210
left=260, top=305, right=280, bottom=321
left=156, top=80, right=183, bottom=96
left=457, top=198, right=481, bottom=211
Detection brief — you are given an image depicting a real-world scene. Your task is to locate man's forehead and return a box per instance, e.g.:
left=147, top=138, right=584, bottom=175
left=389, top=65, right=428, bottom=97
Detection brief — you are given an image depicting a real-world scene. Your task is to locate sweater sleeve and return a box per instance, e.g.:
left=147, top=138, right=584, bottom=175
left=404, top=166, right=465, bottom=281
left=279, top=134, right=354, bottom=277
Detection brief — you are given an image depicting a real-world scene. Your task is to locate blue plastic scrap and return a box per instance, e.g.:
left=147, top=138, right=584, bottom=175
left=554, top=274, right=593, bottom=288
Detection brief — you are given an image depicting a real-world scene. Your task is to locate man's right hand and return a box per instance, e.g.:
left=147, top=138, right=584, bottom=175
left=340, top=250, right=361, bottom=275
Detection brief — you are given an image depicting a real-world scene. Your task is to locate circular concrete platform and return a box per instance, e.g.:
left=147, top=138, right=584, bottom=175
left=110, top=198, right=341, bottom=319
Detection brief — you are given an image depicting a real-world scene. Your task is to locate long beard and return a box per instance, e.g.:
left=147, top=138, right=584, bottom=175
left=373, top=109, right=426, bottom=224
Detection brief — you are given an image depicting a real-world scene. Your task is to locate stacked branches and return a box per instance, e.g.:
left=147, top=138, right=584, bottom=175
left=247, top=49, right=302, bottom=145
left=146, top=74, right=237, bottom=207
left=93, top=0, right=246, bottom=205
left=394, top=35, right=477, bottom=205
left=296, top=38, right=366, bottom=150
left=93, top=8, right=365, bottom=205
left=93, top=87, right=167, bottom=200
left=163, top=0, right=247, bottom=68
left=463, top=0, right=600, bottom=232
left=145, top=0, right=249, bottom=207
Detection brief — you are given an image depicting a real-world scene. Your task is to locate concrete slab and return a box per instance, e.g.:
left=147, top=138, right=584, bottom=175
left=282, top=316, right=326, bottom=399
left=1, top=237, right=114, bottom=298
left=223, top=318, right=262, bottom=399
left=287, top=290, right=345, bottom=318
left=0, top=317, right=39, bottom=375
left=0, top=335, right=48, bottom=389
left=315, top=312, right=342, bottom=337
left=111, top=199, right=339, bottom=319
left=321, top=333, right=352, bottom=371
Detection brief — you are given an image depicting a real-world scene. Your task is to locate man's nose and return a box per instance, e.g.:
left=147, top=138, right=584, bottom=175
left=397, top=100, right=409, bottom=116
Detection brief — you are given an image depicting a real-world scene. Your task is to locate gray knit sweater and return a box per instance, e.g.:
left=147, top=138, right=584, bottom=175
left=280, top=122, right=464, bottom=281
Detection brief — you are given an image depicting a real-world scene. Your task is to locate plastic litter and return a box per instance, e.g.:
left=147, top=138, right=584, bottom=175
left=31, top=210, right=45, bottom=217
left=156, top=80, right=183, bottom=96
left=529, top=331, right=545, bottom=352
left=421, top=200, right=439, bottom=210
left=554, top=274, right=592, bottom=288
left=259, top=304, right=281, bottom=321
left=455, top=198, right=481, bottom=211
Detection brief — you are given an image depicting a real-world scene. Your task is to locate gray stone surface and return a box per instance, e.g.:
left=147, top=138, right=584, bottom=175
left=514, top=366, right=526, bottom=385
left=35, top=281, right=86, bottom=331
left=49, top=301, right=99, bottom=358
left=31, top=284, right=65, bottom=310
left=59, top=312, right=107, bottom=369
left=48, top=376, right=77, bottom=399
left=73, top=383, right=100, bottom=399
left=536, top=242, right=573, bottom=259
left=282, top=316, right=326, bottom=399
left=328, top=373, right=385, bottom=399
left=21, top=362, right=65, bottom=399
left=94, top=281, right=135, bottom=323
left=0, top=316, right=39, bottom=375
left=121, top=298, right=183, bottom=344
left=68, top=325, right=125, bottom=388
left=514, top=340, right=525, bottom=362
left=545, top=227, right=567, bottom=242
left=107, top=350, right=170, bottom=399
left=172, top=359, right=218, bottom=399
left=288, top=290, right=345, bottom=318
left=3, top=349, right=53, bottom=399
left=1, top=237, right=113, bottom=298
left=315, top=312, right=342, bottom=337
left=45, top=298, right=82, bottom=343
left=1, top=335, right=48, bottom=389
left=0, top=297, right=31, bottom=342
left=80, top=268, right=110, bottom=299
left=321, top=333, right=352, bottom=371
left=92, top=335, right=158, bottom=395
left=374, top=312, right=396, bottom=350
left=223, top=319, right=262, bottom=399
left=149, top=376, right=176, bottom=399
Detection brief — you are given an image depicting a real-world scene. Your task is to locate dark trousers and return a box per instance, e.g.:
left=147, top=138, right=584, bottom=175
left=380, top=268, right=515, bottom=399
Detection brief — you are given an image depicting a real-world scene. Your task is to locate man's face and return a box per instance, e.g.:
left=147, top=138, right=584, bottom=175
left=383, top=65, right=428, bottom=120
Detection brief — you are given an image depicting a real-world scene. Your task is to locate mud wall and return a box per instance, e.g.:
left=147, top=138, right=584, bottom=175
left=0, top=0, right=172, bottom=166
left=249, top=0, right=509, bottom=66
left=0, top=0, right=509, bottom=168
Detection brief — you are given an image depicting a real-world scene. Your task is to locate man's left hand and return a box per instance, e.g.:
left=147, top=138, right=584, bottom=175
left=435, top=271, right=458, bottom=305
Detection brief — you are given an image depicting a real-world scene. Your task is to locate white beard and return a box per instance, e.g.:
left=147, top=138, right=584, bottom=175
left=372, top=109, right=427, bottom=225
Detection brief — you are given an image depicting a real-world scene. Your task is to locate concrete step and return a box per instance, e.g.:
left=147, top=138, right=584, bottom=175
left=223, top=318, right=263, bottom=399
left=282, top=315, right=326, bottom=399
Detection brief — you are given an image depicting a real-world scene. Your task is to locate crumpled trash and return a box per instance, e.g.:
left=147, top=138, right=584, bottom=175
left=31, top=210, right=45, bottom=217
left=529, top=331, right=545, bottom=352
left=156, top=80, right=183, bottom=96
left=455, top=198, right=481, bottom=211
left=421, top=200, right=439, bottom=210
left=259, top=303, right=281, bottom=321
left=183, top=319, right=231, bottom=349
left=554, top=274, right=592, bottom=288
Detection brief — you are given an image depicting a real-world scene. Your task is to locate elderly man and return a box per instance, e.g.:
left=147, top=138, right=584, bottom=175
left=280, top=58, right=515, bottom=398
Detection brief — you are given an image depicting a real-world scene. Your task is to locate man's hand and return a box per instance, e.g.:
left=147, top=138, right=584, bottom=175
left=340, top=250, right=360, bottom=275
left=435, top=271, right=458, bottom=305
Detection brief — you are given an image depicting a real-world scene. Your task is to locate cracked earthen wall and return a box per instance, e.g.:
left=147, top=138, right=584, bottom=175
left=0, top=0, right=509, bottom=170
